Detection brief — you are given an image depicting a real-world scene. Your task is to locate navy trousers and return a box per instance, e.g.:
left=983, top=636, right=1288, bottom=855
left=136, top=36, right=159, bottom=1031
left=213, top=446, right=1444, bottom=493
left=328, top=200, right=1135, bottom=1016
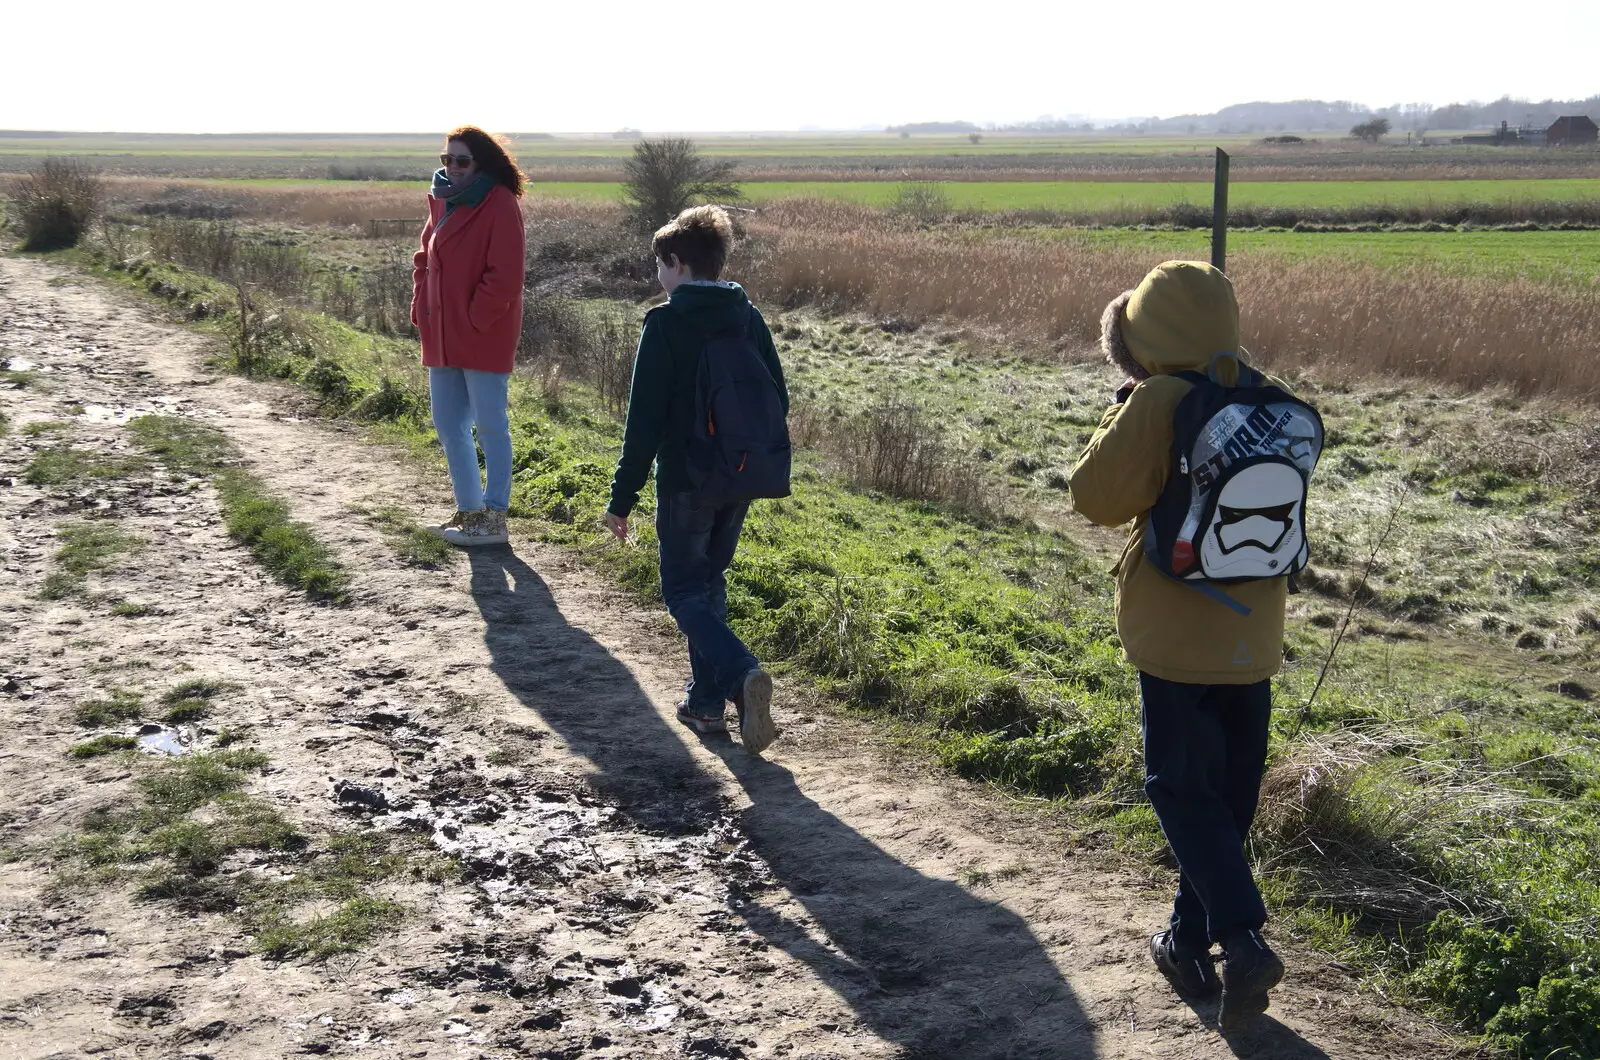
left=1139, top=672, right=1272, bottom=948
left=656, top=489, right=758, bottom=713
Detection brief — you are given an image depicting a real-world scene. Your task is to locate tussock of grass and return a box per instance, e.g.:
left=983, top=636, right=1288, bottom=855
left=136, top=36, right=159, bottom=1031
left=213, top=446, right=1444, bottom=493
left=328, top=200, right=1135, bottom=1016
left=39, top=571, right=84, bottom=601
left=160, top=678, right=239, bottom=723
left=23, top=445, right=147, bottom=486
left=253, top=896, right=404, bottom=960
left=60, top=744, right=422, bottom=960
left=127, top=413, right=237, bottom=475
left=110, top=599, right=153, bottom=617
left=41, top=523, right=144, bottom=599
left=22, top=420, right=70, bottom=437
left=358, top=504, right=456, bottom=567
left=73, top=689, right=144, bottom=727
left=68, top=750, right=288, bottom=884
left=68, top=735, right=138, bottom=758
left=216, top=470, right=348, bottom=601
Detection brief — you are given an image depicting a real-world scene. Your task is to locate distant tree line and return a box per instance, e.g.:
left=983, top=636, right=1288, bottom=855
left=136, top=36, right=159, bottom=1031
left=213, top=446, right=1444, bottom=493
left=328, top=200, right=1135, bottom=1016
left=889, top=95, right=1600, bottom=136
left=1429, top=95, right=1600, bottom=129
left=884, top=121, right=982, bottom=135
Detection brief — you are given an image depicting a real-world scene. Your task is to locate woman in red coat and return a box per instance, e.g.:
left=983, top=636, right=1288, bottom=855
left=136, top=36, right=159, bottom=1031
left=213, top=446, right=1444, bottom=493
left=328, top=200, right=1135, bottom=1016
left=411, top=125, right=527, bottom=546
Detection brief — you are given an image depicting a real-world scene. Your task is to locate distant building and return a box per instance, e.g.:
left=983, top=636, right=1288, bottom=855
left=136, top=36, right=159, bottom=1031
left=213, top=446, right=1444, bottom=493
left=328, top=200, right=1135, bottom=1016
left=1457, top=120, right=1549, bottom=147
left=1547, top=116, right=1599, bottom=147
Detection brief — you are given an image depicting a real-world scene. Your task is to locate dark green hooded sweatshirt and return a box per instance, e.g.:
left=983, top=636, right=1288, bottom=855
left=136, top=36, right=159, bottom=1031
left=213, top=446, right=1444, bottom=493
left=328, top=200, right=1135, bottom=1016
left=607, top=282, right=787, bottom=517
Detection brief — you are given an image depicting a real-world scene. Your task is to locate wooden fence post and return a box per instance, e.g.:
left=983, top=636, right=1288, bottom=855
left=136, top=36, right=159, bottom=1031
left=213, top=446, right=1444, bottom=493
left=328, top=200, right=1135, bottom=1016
left=1211, top=148, right=1230, bottom=274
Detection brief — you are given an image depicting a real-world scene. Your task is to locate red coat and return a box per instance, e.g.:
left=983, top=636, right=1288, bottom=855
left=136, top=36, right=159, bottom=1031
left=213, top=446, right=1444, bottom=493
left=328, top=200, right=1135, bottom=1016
left=410, top=183, right=525, bottom=373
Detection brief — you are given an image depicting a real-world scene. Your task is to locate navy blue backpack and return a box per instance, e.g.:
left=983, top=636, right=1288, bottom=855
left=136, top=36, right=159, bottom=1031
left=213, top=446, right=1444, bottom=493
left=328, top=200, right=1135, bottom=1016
left=682, top=306, right=791, bottom=504
left=1144, top=353, right=1324, bottom=614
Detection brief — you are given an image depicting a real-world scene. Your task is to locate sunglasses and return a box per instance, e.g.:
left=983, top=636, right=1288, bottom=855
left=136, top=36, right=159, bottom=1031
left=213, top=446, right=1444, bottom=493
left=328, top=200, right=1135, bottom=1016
left=439, top=153, right=474, bottom=167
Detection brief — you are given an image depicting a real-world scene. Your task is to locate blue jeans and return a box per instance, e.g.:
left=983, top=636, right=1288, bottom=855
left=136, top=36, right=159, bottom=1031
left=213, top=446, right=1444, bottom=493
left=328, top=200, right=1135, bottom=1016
left=656, top=489, right=758, bottom=715
left=429, top=367, right=512, bottom=512
left=1140, top=672, right=1272, bottom=948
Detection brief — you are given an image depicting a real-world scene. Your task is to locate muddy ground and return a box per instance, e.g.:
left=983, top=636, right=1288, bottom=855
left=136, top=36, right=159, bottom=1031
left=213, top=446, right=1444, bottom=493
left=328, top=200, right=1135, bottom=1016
left=0, top=253, right=1461, bottom=1059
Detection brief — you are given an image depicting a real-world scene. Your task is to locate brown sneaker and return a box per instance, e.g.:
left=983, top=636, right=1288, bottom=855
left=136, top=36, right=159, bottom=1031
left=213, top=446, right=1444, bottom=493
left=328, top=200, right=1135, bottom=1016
left=441, top=508, right=509, bottom=547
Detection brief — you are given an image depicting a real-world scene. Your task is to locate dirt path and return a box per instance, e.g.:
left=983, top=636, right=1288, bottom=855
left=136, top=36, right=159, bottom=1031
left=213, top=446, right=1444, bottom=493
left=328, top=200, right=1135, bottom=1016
left=0, top=254, right=1457, bottom=1060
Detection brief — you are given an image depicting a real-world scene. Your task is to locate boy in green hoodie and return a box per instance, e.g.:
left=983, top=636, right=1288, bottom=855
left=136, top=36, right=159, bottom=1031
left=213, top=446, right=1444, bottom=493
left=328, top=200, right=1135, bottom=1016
left=1070, top=261, right=1288, bottom=1030
left=604, top=205, right=786, bottom=754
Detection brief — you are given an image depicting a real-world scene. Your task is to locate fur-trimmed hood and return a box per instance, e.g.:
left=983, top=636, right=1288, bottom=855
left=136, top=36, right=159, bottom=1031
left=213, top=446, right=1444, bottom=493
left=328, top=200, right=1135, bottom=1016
left=1099, top=261, right=1240, bottom=379
left=1099, top=290, right=1144, bottom=380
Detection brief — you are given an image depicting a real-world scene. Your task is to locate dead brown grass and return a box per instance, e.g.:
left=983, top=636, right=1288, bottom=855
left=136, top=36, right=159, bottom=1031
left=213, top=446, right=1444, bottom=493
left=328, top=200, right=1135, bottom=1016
left=744, top=209, right=1600, bottom=399
left=101, top=177, right=618, bottom=229
left=744, top=221, right=1147, bottom=353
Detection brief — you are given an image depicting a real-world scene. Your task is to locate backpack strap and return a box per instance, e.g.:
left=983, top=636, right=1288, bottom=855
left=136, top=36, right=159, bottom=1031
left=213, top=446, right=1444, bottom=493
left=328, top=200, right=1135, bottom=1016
left=1202, top=351, right=1266, bottom=387
left=1179, top=578, right=1253, bottom=617
left=1143, top=520, right=1254, bottom=617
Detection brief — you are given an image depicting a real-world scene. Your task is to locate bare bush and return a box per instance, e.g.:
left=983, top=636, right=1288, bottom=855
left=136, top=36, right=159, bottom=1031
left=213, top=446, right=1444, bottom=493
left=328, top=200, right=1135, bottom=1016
left=358, top=252, right=416, bottom=336
left=888, top=182, right=952, bottom=225
left=7, top=158, right=103, bottom=250
left=822, top=400, right=996, bottom=517
left=621, top=138, right=741, bottom=235
left=142, top=218, right=309, bottom=296
left=518, top=293, right=635, bottom=417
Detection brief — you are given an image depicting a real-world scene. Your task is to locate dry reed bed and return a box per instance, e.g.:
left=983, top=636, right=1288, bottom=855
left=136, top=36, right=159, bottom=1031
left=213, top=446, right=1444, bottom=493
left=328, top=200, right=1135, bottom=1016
left=744, top=216, right=1600, bottom=399
left=101, top=177, right=618, bottom=228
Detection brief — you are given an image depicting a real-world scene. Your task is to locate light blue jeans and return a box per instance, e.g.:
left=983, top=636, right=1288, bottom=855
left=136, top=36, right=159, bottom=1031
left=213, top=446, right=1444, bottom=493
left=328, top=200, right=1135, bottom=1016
left=428, top=367, right=512, bottom=512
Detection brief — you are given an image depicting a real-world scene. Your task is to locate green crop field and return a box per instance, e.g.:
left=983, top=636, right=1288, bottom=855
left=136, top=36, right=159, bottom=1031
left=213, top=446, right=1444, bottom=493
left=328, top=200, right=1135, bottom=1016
left=521, top=178, right=1600, bottom=210
left=1036, top=228, right=1600, bottom=285
left=129, top=175, right=1600, bottom=212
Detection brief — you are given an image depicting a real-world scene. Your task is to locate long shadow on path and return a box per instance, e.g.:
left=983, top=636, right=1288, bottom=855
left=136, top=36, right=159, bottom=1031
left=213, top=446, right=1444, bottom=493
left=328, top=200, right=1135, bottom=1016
left=467, top=548, right=1099, bottom=1059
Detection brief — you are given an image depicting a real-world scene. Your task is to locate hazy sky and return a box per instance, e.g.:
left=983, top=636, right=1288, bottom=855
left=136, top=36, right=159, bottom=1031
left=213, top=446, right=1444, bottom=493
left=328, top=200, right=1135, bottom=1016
left=11, top=0, right=1598, bottom=133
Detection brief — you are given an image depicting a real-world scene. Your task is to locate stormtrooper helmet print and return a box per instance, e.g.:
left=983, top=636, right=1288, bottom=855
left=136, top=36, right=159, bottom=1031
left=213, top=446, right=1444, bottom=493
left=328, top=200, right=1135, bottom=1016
left=1197, top=460, right=1307, bottom=579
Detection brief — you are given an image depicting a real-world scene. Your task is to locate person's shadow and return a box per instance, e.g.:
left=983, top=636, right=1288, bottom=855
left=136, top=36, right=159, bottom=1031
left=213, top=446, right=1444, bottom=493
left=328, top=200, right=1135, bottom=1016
left=467, top=547, right=1100, bottom=1058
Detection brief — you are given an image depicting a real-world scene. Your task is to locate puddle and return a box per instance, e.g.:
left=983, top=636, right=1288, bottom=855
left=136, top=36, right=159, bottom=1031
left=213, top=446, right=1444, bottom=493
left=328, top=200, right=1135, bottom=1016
left=136, top=726, right=193, bottom=756
left=80, top=404, right=139, bottom=424
left=631, top=1001, right=681, bottom=1032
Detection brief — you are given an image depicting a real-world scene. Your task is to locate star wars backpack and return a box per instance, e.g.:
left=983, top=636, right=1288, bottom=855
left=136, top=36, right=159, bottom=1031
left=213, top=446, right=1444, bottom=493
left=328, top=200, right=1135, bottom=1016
left=1144, top=353, right=1323, bottom=614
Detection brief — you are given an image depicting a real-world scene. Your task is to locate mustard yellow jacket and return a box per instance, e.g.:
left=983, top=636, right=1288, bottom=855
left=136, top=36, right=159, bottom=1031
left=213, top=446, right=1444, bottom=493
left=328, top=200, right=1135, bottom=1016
left=1070, top=372, right=1287, bottom=685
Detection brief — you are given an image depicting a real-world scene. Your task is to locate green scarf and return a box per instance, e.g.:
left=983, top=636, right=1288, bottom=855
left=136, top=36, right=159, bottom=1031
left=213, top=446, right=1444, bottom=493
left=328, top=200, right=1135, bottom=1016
left=431, top=169, right=495, bottom=232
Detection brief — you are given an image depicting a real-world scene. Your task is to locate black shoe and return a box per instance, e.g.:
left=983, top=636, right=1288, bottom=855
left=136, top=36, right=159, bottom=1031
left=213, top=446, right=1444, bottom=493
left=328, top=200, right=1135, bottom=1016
left=1219, top=929, right=1284, bottom=1030
left=1150, top=930, right=1220, bottom=999
left=675, top=700, right=728, bottom=734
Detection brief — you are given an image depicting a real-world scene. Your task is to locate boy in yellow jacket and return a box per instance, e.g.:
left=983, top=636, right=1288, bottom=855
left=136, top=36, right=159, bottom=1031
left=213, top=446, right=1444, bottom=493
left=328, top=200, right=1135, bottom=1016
left=1070, top=261, right=1286, bottom=1029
